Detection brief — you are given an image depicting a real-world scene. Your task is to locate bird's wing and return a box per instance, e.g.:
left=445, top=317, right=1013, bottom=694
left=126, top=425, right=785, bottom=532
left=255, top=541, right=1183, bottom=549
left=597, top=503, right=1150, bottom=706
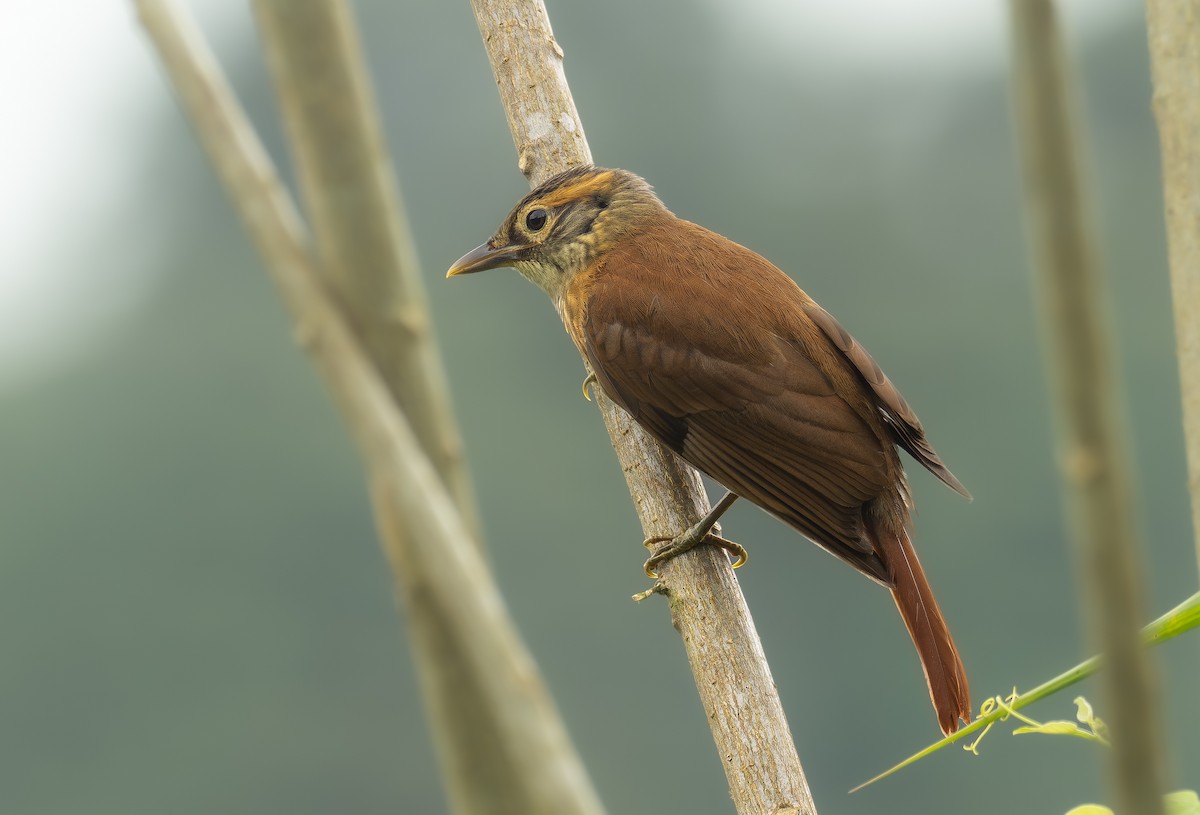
left=579, top=261, right=893, bottom=584
left=799, top=301, right=971, bottom=499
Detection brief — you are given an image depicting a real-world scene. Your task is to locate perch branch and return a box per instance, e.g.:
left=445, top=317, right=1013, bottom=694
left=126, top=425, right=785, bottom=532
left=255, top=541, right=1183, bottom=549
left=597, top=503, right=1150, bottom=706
left=1008, top=1, right=1167, bottom=813
left=469, top=1, right=815, bottom=813
left=136, top=2, right=606, bottom=813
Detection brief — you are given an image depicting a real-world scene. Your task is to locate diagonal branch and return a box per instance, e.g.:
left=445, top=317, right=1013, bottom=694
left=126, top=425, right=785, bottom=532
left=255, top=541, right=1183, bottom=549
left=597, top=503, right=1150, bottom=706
left=469, top=2, right=815, bottom=813
left=135, top=2, right=606, bottom=813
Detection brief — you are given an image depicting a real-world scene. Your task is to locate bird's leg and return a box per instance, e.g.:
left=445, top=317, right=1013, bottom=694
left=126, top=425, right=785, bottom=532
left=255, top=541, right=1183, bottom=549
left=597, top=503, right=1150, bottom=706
left=643, top=491, right=747, bottom=578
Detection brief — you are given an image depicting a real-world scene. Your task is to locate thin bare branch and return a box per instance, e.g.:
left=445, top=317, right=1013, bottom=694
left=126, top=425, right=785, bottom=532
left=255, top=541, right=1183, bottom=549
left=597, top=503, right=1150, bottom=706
left=1144, top=0, right=1200, bottom=573
left=1008, top=1, right=1167, bottom=813
left=135, top=2, right=606, bottom=813
left=469, top=1, right=815, bottom=813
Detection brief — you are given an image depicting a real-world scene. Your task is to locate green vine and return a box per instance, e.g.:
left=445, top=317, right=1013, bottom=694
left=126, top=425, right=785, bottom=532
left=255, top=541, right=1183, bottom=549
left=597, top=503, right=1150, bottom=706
left=851, top=590, right=1200, bottom=793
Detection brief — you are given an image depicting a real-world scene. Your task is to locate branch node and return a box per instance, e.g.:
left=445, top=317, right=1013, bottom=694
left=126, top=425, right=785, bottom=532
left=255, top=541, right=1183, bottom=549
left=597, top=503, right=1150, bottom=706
left=517, top=145, right=534, bottom=176
left=392, top=305, right=429, bottom=338
left=631, top=582, right=668, bottom=603
left=293, top=321, right=320, bottom=350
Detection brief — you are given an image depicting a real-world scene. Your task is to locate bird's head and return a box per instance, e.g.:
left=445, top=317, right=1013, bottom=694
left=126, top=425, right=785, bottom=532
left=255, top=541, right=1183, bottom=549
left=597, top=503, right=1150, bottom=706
left=446, top=165, right=665, bottom=303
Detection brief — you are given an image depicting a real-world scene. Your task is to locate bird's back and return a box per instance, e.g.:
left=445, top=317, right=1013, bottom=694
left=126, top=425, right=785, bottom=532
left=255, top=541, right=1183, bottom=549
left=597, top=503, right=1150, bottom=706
left=566, top=214, right=909, bottom=582
left=567, top=212, right=973, bottom=731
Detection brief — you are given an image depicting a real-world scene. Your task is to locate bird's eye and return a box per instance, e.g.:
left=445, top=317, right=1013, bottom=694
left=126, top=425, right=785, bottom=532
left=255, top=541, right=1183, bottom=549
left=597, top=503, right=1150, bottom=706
left=525, top=208, right=548, bottom=232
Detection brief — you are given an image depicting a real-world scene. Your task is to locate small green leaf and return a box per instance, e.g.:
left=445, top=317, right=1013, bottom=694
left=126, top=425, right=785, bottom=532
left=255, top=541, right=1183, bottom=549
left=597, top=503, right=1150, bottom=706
left=1064, top=805, right=1113, bottom=815
left=1165, top=790, right=1200, bottom=815
left=1074, top=697, right=1095, bottom=725
left=1072, top=696, right=1110, bottom=744
left=1014, top=721, right=1086, bottom=737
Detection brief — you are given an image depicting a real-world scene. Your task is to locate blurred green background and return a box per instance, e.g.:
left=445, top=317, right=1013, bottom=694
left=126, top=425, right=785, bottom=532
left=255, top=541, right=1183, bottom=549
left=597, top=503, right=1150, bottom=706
left=2, top=1, right=1196, bottom=813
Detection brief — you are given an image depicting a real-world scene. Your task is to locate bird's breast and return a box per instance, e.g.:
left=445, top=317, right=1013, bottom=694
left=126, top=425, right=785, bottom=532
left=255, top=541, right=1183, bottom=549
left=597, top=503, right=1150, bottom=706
left=559, top=259, right=602, bottom=355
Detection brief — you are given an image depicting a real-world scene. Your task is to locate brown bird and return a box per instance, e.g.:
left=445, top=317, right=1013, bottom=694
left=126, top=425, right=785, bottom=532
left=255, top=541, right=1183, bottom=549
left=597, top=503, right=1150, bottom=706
left=447, top=165, right=972, bottom=734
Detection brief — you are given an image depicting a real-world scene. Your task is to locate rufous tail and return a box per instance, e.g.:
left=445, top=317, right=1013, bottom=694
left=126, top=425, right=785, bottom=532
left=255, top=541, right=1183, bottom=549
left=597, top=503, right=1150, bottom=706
left=875, top=526, right=971, bottom=735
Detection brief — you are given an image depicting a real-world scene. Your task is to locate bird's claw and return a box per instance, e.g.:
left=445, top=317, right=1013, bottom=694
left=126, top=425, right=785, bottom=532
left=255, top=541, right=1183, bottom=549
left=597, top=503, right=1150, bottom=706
left=642, top=531, right=748, bottom=578
left=581, top=372, right=598, bottom=401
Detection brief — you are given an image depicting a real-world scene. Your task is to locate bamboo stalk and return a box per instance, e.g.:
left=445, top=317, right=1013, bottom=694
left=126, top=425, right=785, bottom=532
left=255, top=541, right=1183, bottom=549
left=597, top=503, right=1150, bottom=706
left=1143, top=0, right=1200, bottom=573
left=1008, top=1, right=1167, bottom=813
left=252, top=0, right=480, bottom=540
left=135, top=2, right=606, bottom=813
left=469, top=2, right=815, bottom=813
left=249, top=4, right=543, bottom=811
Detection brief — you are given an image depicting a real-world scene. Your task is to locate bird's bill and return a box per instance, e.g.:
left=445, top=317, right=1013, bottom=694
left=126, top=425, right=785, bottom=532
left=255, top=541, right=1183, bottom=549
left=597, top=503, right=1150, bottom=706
left=446, top=242, right=520, bottom=277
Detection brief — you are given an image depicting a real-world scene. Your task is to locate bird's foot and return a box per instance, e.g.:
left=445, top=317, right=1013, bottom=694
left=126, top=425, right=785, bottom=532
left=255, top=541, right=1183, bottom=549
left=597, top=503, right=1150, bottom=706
left=581, top=372, right=598, bottom=401
left=642, top=527, right=749, bottom=578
